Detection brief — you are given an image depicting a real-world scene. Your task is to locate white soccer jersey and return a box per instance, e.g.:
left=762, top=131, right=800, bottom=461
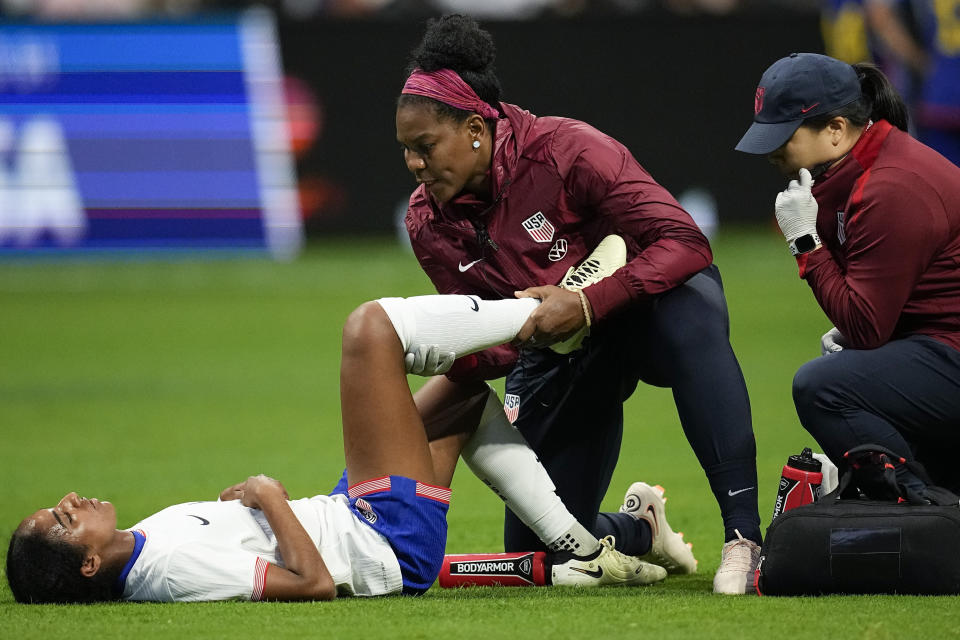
left=121, top=494, right=403, bottom=602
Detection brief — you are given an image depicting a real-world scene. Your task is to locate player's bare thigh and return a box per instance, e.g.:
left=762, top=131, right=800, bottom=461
left=340, top=302, right=436, bottom=486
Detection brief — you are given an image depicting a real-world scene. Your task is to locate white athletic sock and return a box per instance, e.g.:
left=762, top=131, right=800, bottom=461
left=461, top=388, right=600, bottom=556
left=376, top=295, right=538, bottom=357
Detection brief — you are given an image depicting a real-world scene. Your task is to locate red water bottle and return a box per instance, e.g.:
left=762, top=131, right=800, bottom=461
left=771, top=447, right=823, bottom=520
left=438, top=551, right=548, bottom=587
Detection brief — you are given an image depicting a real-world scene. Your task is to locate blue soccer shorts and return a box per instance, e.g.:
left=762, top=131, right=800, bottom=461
left=331, top=471, right=449, bottom=594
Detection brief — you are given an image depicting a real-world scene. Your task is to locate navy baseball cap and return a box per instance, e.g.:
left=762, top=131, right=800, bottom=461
left=735, top=53, right=861, bottom=155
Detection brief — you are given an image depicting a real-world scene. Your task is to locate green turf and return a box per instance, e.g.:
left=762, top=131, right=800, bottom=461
left=2, top=229, right=959, bottom=638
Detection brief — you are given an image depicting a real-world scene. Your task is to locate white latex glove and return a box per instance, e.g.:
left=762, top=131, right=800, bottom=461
left=774, top=168, right=819, bottom=249
left=820, top=326, right=848, bottom=355
left=404, top=344, right=455, bottom=376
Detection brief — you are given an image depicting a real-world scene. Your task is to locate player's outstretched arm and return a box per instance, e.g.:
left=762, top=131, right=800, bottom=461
left=238, top=475, right=336, bottom=601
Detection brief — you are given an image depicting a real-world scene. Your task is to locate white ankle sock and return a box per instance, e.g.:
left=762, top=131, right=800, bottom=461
left=461, top=388, right=600, bottom=555
left=376, top=295, right=539, bottom=356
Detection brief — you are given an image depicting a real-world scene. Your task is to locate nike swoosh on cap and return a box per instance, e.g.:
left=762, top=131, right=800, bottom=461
left=458, top=259, right=484, bottom=272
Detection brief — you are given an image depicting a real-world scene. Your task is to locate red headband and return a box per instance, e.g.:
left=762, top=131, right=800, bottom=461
left=401, top=68, right=500, bottom=120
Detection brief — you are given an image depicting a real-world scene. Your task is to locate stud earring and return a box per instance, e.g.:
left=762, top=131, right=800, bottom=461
left=472, top=140, right=480, bottom=150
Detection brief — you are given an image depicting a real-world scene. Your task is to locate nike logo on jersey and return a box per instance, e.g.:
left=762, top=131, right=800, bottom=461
left=727, top=487, right=755, bottom=497
left=570, top=565, right=603, bottom=579
left=187, top=515, right=210, bottom=525
left=458, top=258, right=484, bottom=272
left=466, top=296, right=479, bottom=311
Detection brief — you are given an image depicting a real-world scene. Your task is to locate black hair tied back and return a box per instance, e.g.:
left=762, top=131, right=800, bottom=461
left=853, top=62, right=909, bottom=132
left=407, top=14, right=502, bottom=109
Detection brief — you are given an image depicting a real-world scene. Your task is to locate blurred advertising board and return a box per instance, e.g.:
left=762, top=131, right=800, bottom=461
left=0, top=9, right=302, bottom=259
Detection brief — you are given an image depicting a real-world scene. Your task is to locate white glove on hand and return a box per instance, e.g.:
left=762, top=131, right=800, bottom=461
left=774, top=168, right=819, bottom=246
left=404, top=344, right=456, bottom=376
left=820, top=326, right=848, bottom=355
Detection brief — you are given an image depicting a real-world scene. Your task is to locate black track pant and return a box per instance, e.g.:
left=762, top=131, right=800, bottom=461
left=503, top=265, right=761, bottom=551
left=794, top=334, right=960, bottom=492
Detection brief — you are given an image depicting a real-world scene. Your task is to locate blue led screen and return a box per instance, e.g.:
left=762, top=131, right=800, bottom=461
left=0, top=12, right=301, bottom=258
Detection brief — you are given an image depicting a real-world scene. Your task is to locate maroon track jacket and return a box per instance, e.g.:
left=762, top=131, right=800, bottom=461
left=405, top=102, right=712, bottom=380
left=802, top=119, right=960, bottom=352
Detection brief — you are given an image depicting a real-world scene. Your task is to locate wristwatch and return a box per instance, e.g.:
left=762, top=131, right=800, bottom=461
left=789, top=233, right=822, bottom=256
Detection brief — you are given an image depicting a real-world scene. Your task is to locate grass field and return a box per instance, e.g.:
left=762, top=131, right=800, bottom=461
left=2, top=228, right=959, bottom=638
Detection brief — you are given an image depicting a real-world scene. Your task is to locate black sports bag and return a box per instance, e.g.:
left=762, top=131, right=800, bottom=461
left=756, top=444, right=960, bottom=596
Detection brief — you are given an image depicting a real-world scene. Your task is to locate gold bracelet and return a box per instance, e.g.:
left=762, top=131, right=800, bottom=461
left=577, top=290, right=592, bottom=328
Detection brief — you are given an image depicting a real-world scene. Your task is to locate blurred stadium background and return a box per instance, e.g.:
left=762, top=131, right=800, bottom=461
left=0, top=0, right=834, bottom=258
left=4, top=2, right=960, bottom=636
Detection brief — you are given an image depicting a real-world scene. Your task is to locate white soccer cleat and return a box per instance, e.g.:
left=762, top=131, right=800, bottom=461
left=558, top=234, right=628, bottom=291
left=619, top=482, right=698, bottom=574
left=712, top=529, right=761, bottom=595
left=550, top=535, right=667, bottom=587
left=550, top=235, right=628, bottom=354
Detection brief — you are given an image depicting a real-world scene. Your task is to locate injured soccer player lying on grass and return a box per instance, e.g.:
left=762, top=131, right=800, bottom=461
left=7, top=294, right=695, bottom=603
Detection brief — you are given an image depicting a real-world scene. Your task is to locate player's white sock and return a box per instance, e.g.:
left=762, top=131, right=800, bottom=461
left=375, top=295, right=598, bottom=554
left=376, top=295, right=538, bottom=357
left=461, top=387, right=601, bottom=556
